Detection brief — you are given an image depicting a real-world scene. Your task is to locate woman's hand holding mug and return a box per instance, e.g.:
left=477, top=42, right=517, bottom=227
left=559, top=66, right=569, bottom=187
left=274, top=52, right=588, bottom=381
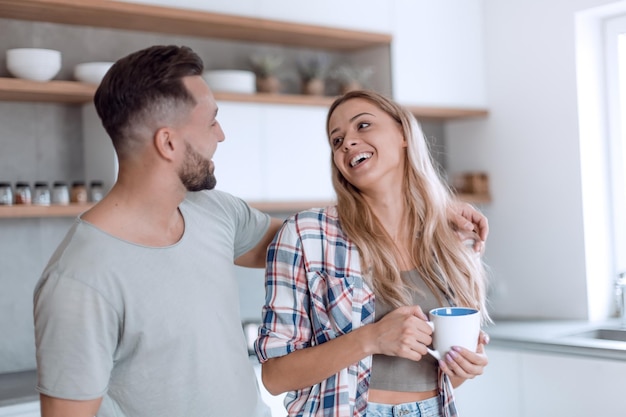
left=425, top=307, right=481, bottom=360
left=427, top=306, right=489, bottom=382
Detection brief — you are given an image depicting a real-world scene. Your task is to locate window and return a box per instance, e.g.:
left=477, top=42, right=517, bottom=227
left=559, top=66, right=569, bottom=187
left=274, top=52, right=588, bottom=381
left=605, top=15, right=626, bottom=280
left=576, top=4, right=626, bottom=319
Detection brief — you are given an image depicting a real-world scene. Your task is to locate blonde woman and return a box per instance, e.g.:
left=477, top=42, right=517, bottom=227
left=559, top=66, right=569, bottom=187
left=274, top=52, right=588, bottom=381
left=255, top=90, right=490, bottom=417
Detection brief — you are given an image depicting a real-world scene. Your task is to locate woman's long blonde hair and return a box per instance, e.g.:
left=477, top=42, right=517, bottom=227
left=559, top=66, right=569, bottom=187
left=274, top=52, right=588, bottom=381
left=326, top=90, right=489, bottom=322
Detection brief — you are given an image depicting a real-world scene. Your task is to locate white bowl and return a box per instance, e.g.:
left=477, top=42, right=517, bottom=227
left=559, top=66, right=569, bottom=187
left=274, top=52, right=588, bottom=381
left=74, top=62, right=114, bottom=84
left=202, top=70, right=255, bottom=94
left=6, top=48, right=62, bottom=82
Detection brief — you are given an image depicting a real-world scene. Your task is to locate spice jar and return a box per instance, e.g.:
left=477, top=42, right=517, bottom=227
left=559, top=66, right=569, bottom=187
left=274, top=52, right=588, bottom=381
left=70, top=181, right=88, bottom=204
left=89, top=180, right=104, bottom=203
left=33, top=182, right=51, bottom=206
left=51, top=181, right=70, bottom=205
left=0, top=182, right=13, bottom=206
left=15, top=182, right=32, bottom=205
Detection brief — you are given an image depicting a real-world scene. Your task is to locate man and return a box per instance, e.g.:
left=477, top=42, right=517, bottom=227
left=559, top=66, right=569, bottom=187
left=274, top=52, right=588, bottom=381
left=33, top=45, right=488, bottom=417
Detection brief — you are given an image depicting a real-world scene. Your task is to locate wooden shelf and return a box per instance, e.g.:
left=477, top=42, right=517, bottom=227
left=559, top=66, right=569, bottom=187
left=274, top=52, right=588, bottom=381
left=0, top=0, right=391, bottom=51
left=252, top=196, right=492, bottom=211
left=0, top=201, right=334, bottom=218
left=456, top=193, right=491, bottom=205
left=248, top=200, right=334, bottom=213
left=0, top=194, right=490, bottom=219
left=0, top=77, right=336, bottom=106
left=0, top=203, right=93, bottom=218
left=0, top=78, right=488, bottom=119
left=0, top=78, right=95, bottom=103
left=405, top=105, right=489, bottom=121
left=214, top=92, right=334, bottom=107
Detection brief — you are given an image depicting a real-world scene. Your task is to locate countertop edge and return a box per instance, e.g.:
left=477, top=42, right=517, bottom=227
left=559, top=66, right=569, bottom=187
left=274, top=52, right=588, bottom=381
left=486, top=318, right=626, bottom=361
left=0, top=369, right=37, bottom=408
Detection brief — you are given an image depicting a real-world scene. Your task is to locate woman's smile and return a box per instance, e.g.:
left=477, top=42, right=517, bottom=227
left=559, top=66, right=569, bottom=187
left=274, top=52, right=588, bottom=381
left=349, top=152, right=373, bottom=167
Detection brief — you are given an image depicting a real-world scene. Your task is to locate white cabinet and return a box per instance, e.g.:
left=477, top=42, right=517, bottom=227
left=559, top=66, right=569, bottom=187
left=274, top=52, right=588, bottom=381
left=391, top=0, right=486, bottom=108
left=263, top=105, right=333, bottom=202
left=454, top=346, right=626, bottom=417
left=213, top=102, right=266, bottom=201
left=520, top=352, right=626, bottom=417
left=213, top=102, right=334, bottom=203
left=84, top=101, right=334, bottom=203
left=454, top=347, right=523, bottom=417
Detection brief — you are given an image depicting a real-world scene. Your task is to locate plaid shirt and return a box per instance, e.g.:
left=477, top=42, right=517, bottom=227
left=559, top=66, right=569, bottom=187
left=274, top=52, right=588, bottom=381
left=255, top=207, right=457, bottom=417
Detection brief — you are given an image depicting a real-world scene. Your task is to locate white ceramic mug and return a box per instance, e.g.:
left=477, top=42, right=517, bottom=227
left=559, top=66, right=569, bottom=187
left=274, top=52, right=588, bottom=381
left=426, top=307, right=481, bottom=360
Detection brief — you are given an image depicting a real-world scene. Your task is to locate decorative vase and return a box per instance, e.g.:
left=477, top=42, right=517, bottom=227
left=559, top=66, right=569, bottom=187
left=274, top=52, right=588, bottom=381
left=256, top=76, right=281, bottom=94
left=302, top=78, right=325, bottom=96
left=340, top=81, right=362, bottom=94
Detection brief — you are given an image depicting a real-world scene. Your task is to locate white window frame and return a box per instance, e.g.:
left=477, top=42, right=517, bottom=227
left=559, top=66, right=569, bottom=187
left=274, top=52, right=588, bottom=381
left=605, top=15, right=626, bottom=279
left=576, top=3, right=626, bottom=319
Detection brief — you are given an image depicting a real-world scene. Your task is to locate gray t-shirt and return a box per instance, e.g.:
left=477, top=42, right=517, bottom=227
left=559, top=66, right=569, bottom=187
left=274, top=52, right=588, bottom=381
left=370, top=269, right=451, bottom=392
left=34, top=190, right=271, bottom=417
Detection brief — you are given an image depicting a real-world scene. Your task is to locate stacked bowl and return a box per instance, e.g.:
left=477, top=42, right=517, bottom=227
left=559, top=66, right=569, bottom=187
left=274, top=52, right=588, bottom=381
left=202, top=70, right=255, bottom=94
left=6, top=48, right=62, bottom=81
left=73, top=62, right=114, bottom=84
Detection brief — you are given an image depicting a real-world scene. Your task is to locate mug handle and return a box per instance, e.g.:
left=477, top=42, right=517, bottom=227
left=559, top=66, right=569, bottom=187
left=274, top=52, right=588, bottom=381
left=425, top=321, right=441, bottom=360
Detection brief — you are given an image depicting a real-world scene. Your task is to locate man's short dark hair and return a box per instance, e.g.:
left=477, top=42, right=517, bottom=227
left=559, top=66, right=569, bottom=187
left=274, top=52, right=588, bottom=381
left=94, top=45, right=204, bottom=156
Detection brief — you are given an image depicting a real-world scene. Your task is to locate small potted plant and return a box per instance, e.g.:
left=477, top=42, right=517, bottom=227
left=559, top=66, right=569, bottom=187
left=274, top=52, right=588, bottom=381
left=331, top=64, right=374, bottom=94
left=248, top=53, right=283, bottom=94
left=296, top=54, right=331, bottom=96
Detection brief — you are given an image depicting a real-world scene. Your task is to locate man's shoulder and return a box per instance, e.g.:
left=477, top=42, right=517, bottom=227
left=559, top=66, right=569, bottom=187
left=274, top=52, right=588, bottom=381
left=185, top=189, right=237, bottom=205
left=183, top=189, right=249, bottom=215
left=35, top=220, right=119, bottom=297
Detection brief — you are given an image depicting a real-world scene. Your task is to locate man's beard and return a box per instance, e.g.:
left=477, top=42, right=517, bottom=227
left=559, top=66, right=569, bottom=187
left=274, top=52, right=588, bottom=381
left=178, top=142, right=217, bottom=192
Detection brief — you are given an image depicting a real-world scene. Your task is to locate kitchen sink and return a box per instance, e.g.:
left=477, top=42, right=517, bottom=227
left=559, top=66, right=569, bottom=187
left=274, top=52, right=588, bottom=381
left=566, top=327, right=626, bottom=342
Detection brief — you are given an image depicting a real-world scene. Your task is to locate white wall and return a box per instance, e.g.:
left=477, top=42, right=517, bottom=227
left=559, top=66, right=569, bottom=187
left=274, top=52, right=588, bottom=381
left=390, top=0, right=487, bottom=108
left=446, top=0, right=624, bottom=320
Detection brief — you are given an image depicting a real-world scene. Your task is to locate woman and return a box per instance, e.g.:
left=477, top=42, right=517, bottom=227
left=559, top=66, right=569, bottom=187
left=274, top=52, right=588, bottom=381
left=255, top=90, right=490, bottom=417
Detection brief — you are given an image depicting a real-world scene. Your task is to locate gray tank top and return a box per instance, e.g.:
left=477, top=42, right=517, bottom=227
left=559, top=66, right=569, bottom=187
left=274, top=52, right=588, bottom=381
left=369, top=269, right=451, bottom=392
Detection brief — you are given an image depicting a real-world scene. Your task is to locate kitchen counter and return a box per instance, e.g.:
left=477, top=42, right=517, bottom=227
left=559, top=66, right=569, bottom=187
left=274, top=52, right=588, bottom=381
left=0, top=370, right=37, bottom=407
left=2, top=319, right=626, bottom=410
left=486, top=318, right=626, bottom=361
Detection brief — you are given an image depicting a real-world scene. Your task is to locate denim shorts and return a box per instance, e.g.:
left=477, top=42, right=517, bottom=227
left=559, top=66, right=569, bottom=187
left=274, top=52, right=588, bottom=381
left=366, top=396, right=442, bottom=417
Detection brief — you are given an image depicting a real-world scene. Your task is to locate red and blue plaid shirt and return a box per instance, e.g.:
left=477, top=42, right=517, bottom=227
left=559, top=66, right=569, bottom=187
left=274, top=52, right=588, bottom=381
left=255, top=207, right=457, bottom=417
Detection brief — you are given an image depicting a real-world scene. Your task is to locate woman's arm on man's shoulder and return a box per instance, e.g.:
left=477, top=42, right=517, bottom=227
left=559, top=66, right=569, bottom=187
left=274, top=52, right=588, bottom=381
left=235, top=218, right=284, bottom=268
